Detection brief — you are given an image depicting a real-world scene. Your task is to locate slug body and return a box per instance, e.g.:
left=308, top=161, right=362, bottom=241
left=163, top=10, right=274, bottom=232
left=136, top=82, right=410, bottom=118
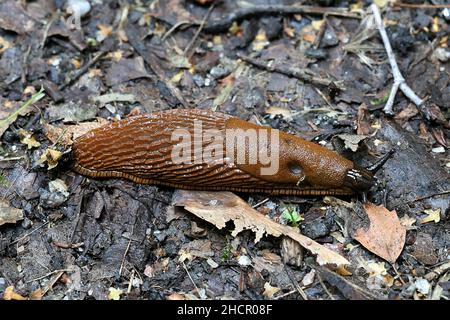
left=73, top=109, right=375, bottom=195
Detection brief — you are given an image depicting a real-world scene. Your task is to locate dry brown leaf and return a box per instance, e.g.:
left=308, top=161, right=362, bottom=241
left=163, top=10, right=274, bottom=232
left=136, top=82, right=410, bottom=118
left=263, top=282, right=280, bottom=298
left=0, top=200, right=24, bottom=226
left=354, top=203, right=406, bottom=263
left=420, top=209, right=441, bottom=224
left=44, top=118, right=109, bottom=146
left=166, top=293, right=186, bottom=300
left=18, top=129, right=40, bottom=149
left=3, top=286, right=27, bottom=300
left=178, top=239, right=213, bottom=262
left=39, top=148, right=62, bottom=170
left=173, top=190, right=350, bottom=266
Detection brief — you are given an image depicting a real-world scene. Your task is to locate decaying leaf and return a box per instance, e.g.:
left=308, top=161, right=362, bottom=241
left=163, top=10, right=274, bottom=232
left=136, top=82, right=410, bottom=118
left=166, top=293, right=186, bottom=300
left=108, top=287, right=123, bottom=300
left=44, top=118, right=109, bottom=146
left=3, top=286, right=27, bottom=300
left=0, top=88, right=45, bottom=137
left=354, top=203, right=406, bottom=263
left=39, top=148, right=63, bottom=170
left=173, top=190, right=350, bottom=266
left=18, top=129, right=40, bottom=149
left=336, top=134, right=368, bottom=152
left=302, top=270, right=316, bottom=286
left=420, top=209, right=441, bottom=224
left=266, top=107, right=298, bottom=121
left=400, top=215, right=417, bottom=230
left=178, top=239, right=214, bottom=262
left=0, top=200, right=24, bottom=226
left=263, top=282, right=280, bottom=298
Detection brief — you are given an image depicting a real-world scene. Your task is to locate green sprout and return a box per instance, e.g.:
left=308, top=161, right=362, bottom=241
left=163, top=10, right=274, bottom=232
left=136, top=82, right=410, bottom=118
left=281, top=204, right=303, bottom=227
left=221, top=243, right=233, bottom=262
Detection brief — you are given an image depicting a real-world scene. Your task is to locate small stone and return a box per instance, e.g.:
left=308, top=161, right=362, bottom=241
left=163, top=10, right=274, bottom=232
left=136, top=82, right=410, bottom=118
left=66, top=0, right=91, bottom=17
left=192, top=74, right=204, bottom=87
left=414, top=278, right=430, bottom=295
left=238, top=255, right=252, bottom=266
left=432, top=146, right=445, bottom=153
left=432, top=48, right=450, bottom=63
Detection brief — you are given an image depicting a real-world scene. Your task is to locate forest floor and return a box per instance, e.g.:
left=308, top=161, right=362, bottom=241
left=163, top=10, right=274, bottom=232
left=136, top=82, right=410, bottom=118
left=0, top=0, right=449, bottom=300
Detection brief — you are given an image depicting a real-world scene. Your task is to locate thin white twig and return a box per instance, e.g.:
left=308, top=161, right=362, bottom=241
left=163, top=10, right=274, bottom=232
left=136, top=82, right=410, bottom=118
left=370, top=4, right=423, bottom=114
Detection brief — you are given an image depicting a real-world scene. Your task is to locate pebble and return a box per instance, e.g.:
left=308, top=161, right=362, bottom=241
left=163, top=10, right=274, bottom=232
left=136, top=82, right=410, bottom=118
left=66, top=0, right=91, bottom=17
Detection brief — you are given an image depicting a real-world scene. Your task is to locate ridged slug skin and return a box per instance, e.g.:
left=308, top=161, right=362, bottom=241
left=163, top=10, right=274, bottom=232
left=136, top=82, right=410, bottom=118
left=73, top=109, right=360, bottom=196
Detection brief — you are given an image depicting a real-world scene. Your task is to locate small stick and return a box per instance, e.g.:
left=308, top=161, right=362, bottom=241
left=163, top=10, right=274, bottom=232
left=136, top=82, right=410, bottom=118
left=162, top=20, right=192, bottom=41
left=59, top=51, right=106, bottom=90
left=182, top=261, right=202, bottom=298
left=9, top=221, right=50, bottom=245
left=203, top=5, right=361, bottom=33
left=395, top=2, right=450, bottom=9
left=370, top=4, right=423, bottom=114
left=316, top=272, right=335, bottom=300
left=184, top=4, right=215, bottom=57
left=238, top=53, right=344, bottom=90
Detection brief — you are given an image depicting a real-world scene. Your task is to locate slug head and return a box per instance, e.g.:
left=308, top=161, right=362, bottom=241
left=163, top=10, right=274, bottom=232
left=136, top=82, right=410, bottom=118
left=343, top=149, right=395, bottom=193
left=343, top=166, right=375, bottom=192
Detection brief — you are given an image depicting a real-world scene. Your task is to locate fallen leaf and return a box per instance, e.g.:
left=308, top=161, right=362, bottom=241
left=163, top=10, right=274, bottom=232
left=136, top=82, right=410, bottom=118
left=420, top=209, right=441, bottom=224
left=166, top=293, right=186, bottom=300
left=0, top=200, right=24, bottom=226
left=0, top=36, right=12, bottom=53
left=335, top=265, right=353, bottom=276
left=311, top=19, right=325, bottom=31
left=263, top=282, right=280, bottom=298
left=178, top=239, right=213, bottom=262
left=302, top=270, right=316, bottom=286
left=29, top=288, right=44, bottom=300
left=336, top=134, right=368, bottom=152
left=3, top=286, right=27, bottom=300
left=44, top=118, right=109, bottom=146
left=39, top=148, right=63, bottom=170
left=400, top=215, right=416, bottom=230
left=266, top=107, right=298, bottom=121
left=48, top=179, right=69, bottom=197
left=108, top=287, right=123, bottom=300
left=106, top=57, right=151, bottom=86
left=354, top=203, right=406, bottom=263
left=96, top=24, right=113, bottom=42
left=252, top=30, right=269, bottom=51
left=18, top=129, right=40, bottom=149
left=374, top=0, right=388, bottom=8
left=358, top=259, right=387, bottom=277
left=173, top=190, right=350, bottom=266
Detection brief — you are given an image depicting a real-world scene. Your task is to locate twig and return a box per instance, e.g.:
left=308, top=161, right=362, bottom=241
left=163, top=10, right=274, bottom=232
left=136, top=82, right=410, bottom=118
left=182, top=261, right=201, bottom=298
left=26, top=269, right=69, bottom=283
left=119, top=224, right=135, bottom=277
left=395, top=2, right=450, bottom=9
left=252, top=198, right=269, bottom=209
left=126, top=23, right=188, bottom=107
left=203, top=5, right=361, bottom=33
left=59, top=51, right=106, bottom=90
left=284, top=265, right=308, bottom=300
left=9, top=221, right=50, bottom=246
left=184, top=4, right=215, bottom=57
left=237, top=53, right=344, bottom=90
left=370, top=4, right=423, bottom=114
left=316, top=272, right=335, bottom=300
left=425, top=261, right=450, bottom=281
left=407, top=190, right=450, bottom=203
left=162, top=20, right=192, bottom=41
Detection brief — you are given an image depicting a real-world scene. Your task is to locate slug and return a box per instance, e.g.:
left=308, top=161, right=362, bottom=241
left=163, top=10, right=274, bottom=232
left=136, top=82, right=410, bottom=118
left=72, top=109, right=390, bottom=196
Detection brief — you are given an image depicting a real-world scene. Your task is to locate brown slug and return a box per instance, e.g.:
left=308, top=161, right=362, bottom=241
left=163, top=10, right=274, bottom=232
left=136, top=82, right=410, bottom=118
left=72, top=109, right=390, bottom=196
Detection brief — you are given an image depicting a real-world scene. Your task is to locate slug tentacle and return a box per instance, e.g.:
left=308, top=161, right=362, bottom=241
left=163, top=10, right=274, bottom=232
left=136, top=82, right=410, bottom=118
left=72, top=109, right=376, bottom=196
